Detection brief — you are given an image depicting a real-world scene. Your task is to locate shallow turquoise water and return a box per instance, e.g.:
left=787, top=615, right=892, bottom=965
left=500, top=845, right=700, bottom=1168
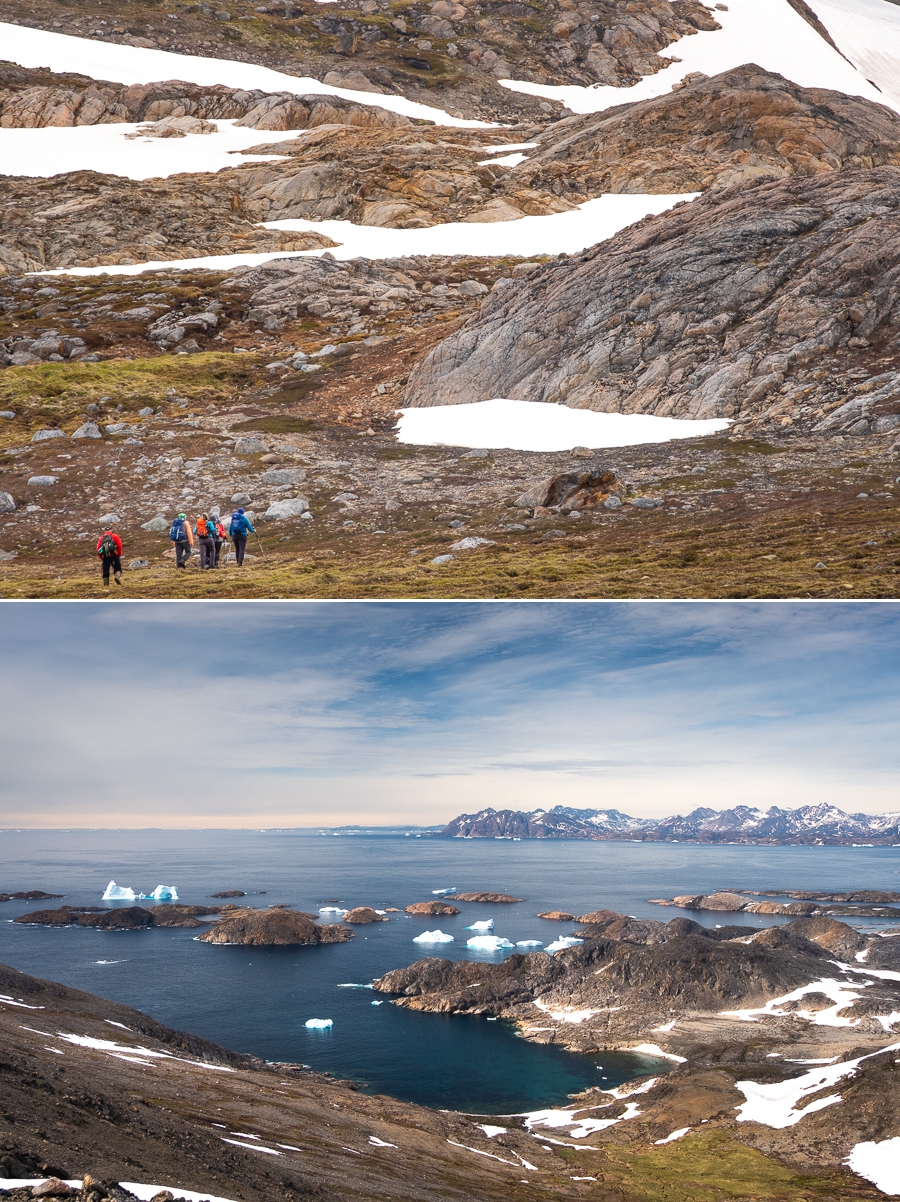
left=1, top=830, right=897, bottom=1112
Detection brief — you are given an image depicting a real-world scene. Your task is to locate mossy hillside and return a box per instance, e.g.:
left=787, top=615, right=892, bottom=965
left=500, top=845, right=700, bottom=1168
left=0, top=354, right=262, bottom=447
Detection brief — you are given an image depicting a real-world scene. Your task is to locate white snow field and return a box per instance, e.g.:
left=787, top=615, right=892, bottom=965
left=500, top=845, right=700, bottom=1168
left=396, top=400, right=729, bottom=453
left=37, top=193, right=696, bottom=277
left=0, top=119, right=300, bottom=181
left=846, top=1137, right=900, bottom=1196
left=807, top=0, right=900, bottom=112
left=499, top=0, right=893, bottom=115
left=0, top=22, right=490, bottom=128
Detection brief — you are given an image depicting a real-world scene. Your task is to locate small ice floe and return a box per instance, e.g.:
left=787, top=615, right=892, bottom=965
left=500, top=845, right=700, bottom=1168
left=337, top=983, right=374, bottom=988
left=369, top=1136, right=397, bottom=1147
left=516, top=940, right=544, bottom=949
left=371, top=1000, right=383, bottom=1006
left=304, top=1018, right=333, bottom=1029
left=319, top=906, right=348, bottom=916
left=545, top=936, right=584, bottom=952
left=466, top=920, right=494, bottom=931
left=95, top=960, right=127, bottom=965
left=466, top=936, right=514, bottom=950
left=432, top=887, right=457, bottom=895
left=413, top=930, right=455, bottom=943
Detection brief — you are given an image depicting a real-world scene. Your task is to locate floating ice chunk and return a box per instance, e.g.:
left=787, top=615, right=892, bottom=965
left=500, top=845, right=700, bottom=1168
left=319, top=906, right=347, bottom=916
left=304, top=1018, right=333, bottom=1029
left=150, top=885, right=178, bottom=901
left=545, top=937, right=584, bottom=952
left=466, top=935, right=514, bottom=950
left=466, top=920, right=494, bottom=931
left=102, top=880, right=136, bottom=901
left=337, top=983, right=374, bottom=988
left=432, top=887, right=457, bottom=895
left=372, top=1000, right=383, bottom=1006
left=413, top=930, right=455, bottom=943
left=516, top=940, right=544, bottom=948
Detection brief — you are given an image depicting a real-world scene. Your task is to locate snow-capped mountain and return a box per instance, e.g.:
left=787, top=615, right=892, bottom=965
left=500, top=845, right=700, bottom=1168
left=441, top=804, right=900, bottom=843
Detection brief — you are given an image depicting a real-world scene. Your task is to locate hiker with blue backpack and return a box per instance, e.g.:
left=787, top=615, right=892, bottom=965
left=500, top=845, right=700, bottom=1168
left=229, top=507, right=254, bottom=567
left=169, top=512, right=193, bottom=568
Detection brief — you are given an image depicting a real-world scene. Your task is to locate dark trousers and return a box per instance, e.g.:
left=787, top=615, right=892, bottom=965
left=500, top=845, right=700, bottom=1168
left=233, top=534, right=247, bottom=566
left=198, top=536, right=214, bottom=569
left=175, top=539, right=192, bottom=567
left=101, top=554, right=121, bottom=583
left=213, top=538, right=223, bottom=567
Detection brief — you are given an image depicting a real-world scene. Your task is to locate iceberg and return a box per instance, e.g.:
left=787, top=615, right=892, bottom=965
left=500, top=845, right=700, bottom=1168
left=304, top=1018, right=333, bottom=1029
left=149, top=885, right=178, bottom=901
left=466, top=936, right=515, bottom=950
left=319, top=906, right=347, bottom=916
left=413, top=930, right=455, bottom=943
left=545, top=937, right=584, bottom=952
left=432, top=887, right=457, bottom=895
left=102, top=881, right=136, bottom=901
left=516, top=940, right=544, bottom=948
left=466, top=920, right=494, bottom=932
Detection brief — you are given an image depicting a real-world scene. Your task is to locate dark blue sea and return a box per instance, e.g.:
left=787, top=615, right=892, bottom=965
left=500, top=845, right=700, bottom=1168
left=2, top=831, right=899, bottom=1114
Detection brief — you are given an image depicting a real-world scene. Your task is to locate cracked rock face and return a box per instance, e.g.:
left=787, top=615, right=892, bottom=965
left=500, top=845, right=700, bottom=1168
left=404, top=166, right=900, bottom=428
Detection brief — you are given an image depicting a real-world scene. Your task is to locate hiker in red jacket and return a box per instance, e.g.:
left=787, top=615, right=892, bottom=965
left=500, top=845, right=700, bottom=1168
left=96, top=527, right=123, bottom=587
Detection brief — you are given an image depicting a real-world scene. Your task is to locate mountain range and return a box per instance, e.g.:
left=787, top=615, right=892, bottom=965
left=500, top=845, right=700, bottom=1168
left=440, top=802, right=900, bottom=843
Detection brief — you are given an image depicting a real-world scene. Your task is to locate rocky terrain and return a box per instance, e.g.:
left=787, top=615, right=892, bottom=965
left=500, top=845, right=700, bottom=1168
left=14, top=903, right=242, bottom=929
left=4, top=919, right=899, bottom=1201
left=441, top=802, right=900, bottom=843
left=405, top=900, right=461, bottom=914
left=650, top=890, right=900, bottom=917
left=452, top=892, right=523, bottom=902
left=195, top=907, right=354, bottom=943
left=2, top=1, right=900, bottom=597
left=373, top=910, right=900, bottom=1192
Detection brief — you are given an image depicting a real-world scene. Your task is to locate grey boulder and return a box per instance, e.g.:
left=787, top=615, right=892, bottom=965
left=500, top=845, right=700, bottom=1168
left=261, top=468, right=306, bottom=486
left=264, top=497, right=310, bottom=520
left=31, top=428, right=67, bottom=442
left=141, top=515, right=170, bottom=533
left=234, top=437, right=268, bottom=455
left=0, top=491, right=16, bottom=513
left=27, top=475, right=59, bottom=486
left=72, top=422, right=103, bottom=440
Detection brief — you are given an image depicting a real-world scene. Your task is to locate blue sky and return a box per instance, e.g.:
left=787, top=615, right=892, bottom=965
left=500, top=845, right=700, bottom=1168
left=1, top=601, right=898, bottom=827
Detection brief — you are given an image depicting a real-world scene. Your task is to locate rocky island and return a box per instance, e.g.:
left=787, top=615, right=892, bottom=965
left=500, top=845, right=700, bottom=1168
left=196, top=907, right=353, bottom=945
left=650, top=890, right=900, bottom=918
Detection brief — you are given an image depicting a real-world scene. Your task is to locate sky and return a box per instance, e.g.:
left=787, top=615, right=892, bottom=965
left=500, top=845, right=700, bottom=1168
left=1, top=601, right=898, bottom=829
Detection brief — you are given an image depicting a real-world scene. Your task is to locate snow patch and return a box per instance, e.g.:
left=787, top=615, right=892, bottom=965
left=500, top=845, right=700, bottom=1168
left=499, top=0, right=891, bottom=114
left=722, top=977, right=867, bottom=1027
left=846, top=1136, right=900, bottom=1195
left=655, top=1127, right=691, bottom=1144
left=0, top=22, right=491, bottom=128
left=476, top=1125, right=508, bottom=1138
left=369, top=1136, right=397, bottom=1147
left=398, top=401, right=729, bottom=454
left=629, top=1044, right=687, bottom=1063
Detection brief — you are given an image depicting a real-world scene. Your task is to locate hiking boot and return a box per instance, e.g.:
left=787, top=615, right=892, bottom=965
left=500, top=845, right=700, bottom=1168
left=114, top=572, right=122, bottom=585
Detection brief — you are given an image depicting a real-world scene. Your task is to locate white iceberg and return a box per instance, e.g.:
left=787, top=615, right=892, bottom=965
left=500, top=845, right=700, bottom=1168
left=413, top=930, right=455, bottom=943
left=304, top=1018, right=333, bottom=1029
left=319, top=906, right=347, bottom=916
left=466, top=920, right=494, bottom=932
left=432, top=887, right=457, bottom=895
left=149, top=885, right=178, bottom=901
left=516, top=940, right=544, bottom=949
left=467, top=936, right=515, bottom=950
left=545, top=937, right=584, bottom=952
left=102, top=881, right=136, bottom=901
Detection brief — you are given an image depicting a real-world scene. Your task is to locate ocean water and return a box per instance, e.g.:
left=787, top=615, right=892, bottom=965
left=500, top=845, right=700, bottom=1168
left=2, top=830, right=898, bottom=1114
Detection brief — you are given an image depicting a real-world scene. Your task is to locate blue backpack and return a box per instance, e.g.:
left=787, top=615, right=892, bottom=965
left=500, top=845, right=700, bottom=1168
left=229, top=513, right=247, bottom=537
left=169, top=517, right=185, bottom=542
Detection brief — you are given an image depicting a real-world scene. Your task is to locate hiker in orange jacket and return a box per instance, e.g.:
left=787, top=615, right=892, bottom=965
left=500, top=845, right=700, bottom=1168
left=195, top=513, right=215, bottom=570
left=96, top=528, right=123, bottom=587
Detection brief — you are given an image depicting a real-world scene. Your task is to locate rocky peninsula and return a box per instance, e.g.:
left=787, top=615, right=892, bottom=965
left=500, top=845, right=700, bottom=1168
left=650, top=890, right=900, bottom=918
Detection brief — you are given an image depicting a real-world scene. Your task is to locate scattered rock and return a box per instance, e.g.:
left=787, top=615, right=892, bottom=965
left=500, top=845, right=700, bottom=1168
left=72, top=421, right=102, bottom=440
left=264, top=496, right=309, bottom=520
left=449, top=536, right=495, bottom=550
left=141, top=515, right=170, bottom=532
left=515, top=470, right=618, bottom=511
left=27, top=475, right=59, bottom=486
left=235, top=436, right=269, bottom=454
left=261, top=467, right=306, bottom=486
left=0, top=491, right=16, bottom=513
left=430, top=554, right=455, bottom=564
left=31, top=1179, right=72, bottom=1197
left=31, top=428, right=67, bottom=442
left=0, top=548, right=18, bottom=561
left=128, top=559, right=150, bottom=569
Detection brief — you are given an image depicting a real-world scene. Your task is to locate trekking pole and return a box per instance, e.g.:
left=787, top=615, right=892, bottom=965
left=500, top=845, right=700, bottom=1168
left=254, top=531, right=268, bottom=563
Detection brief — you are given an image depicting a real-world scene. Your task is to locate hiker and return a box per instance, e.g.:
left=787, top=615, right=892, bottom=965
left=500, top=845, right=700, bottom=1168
left=169, top=512, right=193, bottom=568
left=229, top=506, right=255, bottom=567
left=195, top=513, right=215, bottom=570
left=96, top=526, right=122, bottom=587
left=210, top=513, right=226, bottom=569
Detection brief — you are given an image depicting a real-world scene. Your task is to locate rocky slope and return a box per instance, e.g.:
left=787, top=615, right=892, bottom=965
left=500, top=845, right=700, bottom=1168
left=404, top=165, right=900, bottom=432
left=442, top=802, right=900, bottom=843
